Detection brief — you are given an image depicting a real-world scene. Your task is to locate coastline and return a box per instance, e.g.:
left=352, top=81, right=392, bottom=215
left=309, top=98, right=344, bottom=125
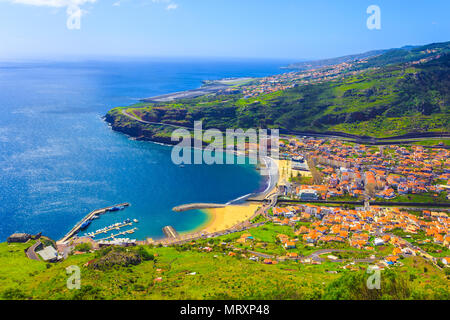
left=105, top=110, right=450, bottom=145
left=141, top=77, right=254, bottom=103
left=200, top=203, right=261, bottom=233
left=183, top=156, right=279, bottom=236
left=106, top=132, right=279, bottom=239
left=104, top=77, right=285, bottom=240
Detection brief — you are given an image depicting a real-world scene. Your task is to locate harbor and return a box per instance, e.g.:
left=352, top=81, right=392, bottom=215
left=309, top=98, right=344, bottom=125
left=82, top=218, right=139, bottom=238
left=57, top=203, right=130, bottom=244
left=96, top=227, right=138, bottom=241
left=57, top=194, right=264, bottom=247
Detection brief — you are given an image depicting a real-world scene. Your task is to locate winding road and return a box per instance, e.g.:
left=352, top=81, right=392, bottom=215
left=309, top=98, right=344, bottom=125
left=247, top=248, right=377, bottom=263
left=121, top=109, right=190, bottom=130
left=26, top=240, right=41, bottom=261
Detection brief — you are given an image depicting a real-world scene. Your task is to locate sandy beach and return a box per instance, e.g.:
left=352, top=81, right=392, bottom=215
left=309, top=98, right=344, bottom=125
left=200, top=203, right=261, bottom=233
left=175, top=156, right=279, bottom=236
left=195, top=157, right=279, bottom=234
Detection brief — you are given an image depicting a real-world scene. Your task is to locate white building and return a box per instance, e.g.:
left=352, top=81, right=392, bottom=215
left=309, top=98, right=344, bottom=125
left=36, top=246, right=60, bottom=262
left=374, top=238, right=385, bottom=246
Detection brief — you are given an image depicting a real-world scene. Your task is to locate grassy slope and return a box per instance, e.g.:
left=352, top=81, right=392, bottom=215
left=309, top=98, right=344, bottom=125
left=1, top=233, right=448, bottom=300
left=0, top=242, right=339, bottom=300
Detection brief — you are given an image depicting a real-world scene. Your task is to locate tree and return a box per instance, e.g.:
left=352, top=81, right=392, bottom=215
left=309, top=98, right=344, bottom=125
left=365, top=182, right=376, bottom=198
left=307, top=156, right=323, bottom=185
left=323, top=269, right=411, bottom=300
left=74, top=242, right=92, bottom=252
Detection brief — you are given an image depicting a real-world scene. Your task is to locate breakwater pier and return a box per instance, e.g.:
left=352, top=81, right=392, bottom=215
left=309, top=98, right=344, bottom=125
left=57, top=203, right=130, bottom=244
left=162, top=226, right=179, bottom=239
left=172, top=203, right=226, bottom=212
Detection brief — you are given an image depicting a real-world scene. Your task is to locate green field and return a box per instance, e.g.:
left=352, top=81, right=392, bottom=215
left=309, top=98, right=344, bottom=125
left=0, top=241, right=341, bottom=300
left=387, top=192, right=450, bottom=203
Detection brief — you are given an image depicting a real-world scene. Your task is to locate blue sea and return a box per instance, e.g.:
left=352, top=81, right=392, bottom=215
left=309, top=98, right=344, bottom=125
left=0, top=58, right=288, bottom=241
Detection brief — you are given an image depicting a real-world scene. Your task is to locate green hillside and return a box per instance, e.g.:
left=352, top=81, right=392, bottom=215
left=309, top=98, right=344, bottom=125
left=353, top=41, right=450, bottom=69
left=106, top=42, right=449, bottom=139
left=285, top=49, right=387, bottom=70
left=285, top=41, right=450, bottom=71
left=1, top=239, right=448, bottom=300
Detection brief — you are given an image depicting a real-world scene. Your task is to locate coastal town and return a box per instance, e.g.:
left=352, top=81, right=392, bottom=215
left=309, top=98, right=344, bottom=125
left=1, top=0, right=449, bottom=303
left=3, top=102, right=449, bottom=301
left=159, top=137, right=449, bottom=271
left=3, top=43, right=450, bottom=300
left=222, top=48, right=444, bottom=99
left=278, top=137, right=449, bottom=202
left=238, top=60, right=366, bottom=98
left=7, top=136, right=449, bottom=277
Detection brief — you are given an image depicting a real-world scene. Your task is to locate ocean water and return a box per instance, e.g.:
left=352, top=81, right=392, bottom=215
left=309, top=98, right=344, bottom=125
left=0, top=58, right=287, bottom=241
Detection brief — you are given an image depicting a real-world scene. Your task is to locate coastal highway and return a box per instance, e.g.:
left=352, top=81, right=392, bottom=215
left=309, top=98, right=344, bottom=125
left=122, top=108, right=449, bottom=146
left=247, top=248, right=377, bottom=264
left=282, top=131, right=450, bottom=145
left=121, top=109, right=189, bottom=130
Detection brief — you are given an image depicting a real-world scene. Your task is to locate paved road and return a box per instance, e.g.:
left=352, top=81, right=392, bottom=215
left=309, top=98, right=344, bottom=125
left=247, top=250, right=274, bottom=260
left=308, top=249, right=348, bottom=262
left=382, top=232, right=436, bottom=263
left=307, top=249, right=377, bottom=263
left=122, top=108, right=450, bottom=143
left=286, top=132, right=450, bottom=144
left=248, top=248, right=377, bottom=264
left=153, top=221, right=268, bottom=246
left=122, top=109, right=190, bottom=130
left=26, top=240, right=41, bottom=261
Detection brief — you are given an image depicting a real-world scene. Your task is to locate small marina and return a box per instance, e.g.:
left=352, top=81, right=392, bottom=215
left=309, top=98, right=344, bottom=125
left=96, top=227, right=138, bottom=241
left=57, top=203, right=134, bottom=244
left=83, top=218, right=138, bottom=238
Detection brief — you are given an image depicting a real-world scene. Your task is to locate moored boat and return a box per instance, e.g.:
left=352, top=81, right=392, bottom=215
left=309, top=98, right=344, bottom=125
left=108, top=206, right=125, bottom=212
left=80, top=220, right=92, bottom=230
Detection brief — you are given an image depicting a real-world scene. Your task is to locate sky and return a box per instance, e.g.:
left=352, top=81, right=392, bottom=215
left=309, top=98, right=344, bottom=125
left=0, top=0, right=449, bottom=61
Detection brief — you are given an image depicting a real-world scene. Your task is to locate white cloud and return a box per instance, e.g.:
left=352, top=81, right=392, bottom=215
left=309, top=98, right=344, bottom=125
left=166, top=3, right=177, bottom=10
left=5, top=0, right=178, bottom=30
left=11, top=0, right=95, bottom=8
left=7, top=0, right=96, bottom=30
left=150, top=0, right=178, bottom=11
